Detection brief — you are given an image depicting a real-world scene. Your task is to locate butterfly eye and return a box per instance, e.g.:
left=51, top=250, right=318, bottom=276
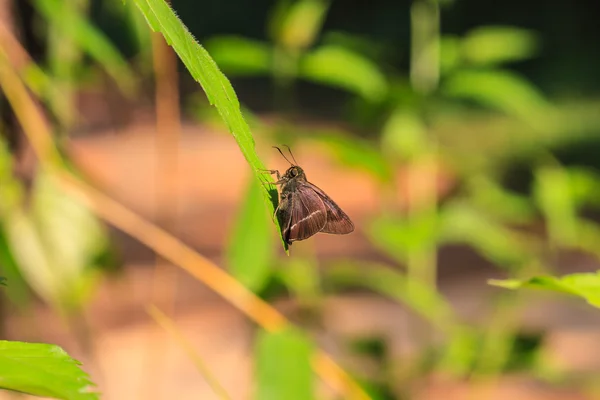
left=290, top=168, right=297, bottom=177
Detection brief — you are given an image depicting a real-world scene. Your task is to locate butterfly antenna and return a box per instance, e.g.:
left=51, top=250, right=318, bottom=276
left=273, top=146, right=294, bottom=165
left=283, top=145, right=298, bottom=165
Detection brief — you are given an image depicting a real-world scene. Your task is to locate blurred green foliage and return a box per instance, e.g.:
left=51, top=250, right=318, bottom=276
left=1, top=0, right=600, bottom=399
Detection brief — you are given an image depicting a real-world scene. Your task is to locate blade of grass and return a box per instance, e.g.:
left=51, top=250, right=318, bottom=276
left=147, top=305, right=233, bottom=400
left=0, top=38, right=371, bottom=400
left=131, top=0, right=285, bottom=248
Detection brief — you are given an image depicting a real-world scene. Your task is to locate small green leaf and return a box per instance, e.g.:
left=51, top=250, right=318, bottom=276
left=381, top=108, right=428, bottom=160
left=227, top=178, right=274, bottom=293
left=461, top=26, right=540, bottom=66
left=443, top=69, right=551, bottom=129
left=490, top=271, right=600, bottom=308
left=308, top=133, right=392, bottom=182
left=300, top=45, right=388, bottom=102
left=278, top=0, right=329, bottom=50
left=439, top=202, right=537, bottom=267
left=533, top=166, right=577, bottom=246
left=325, top=262, right=456, bottom=328
left=0, top=340, right=98, bottom=400
left=205, top=36, right=272, bottom=76
left=255, top=328, right=314, bottom=400
left=132, top=0, right=285, bottom=248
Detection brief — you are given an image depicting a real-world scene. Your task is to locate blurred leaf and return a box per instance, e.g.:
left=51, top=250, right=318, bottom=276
left=533, top=166, right=577, bottom=246
left=1, top=172, right=106, bottom=312
left=278, top=258, right=321, bottom=306
left=255, top=328, right=314, bottom=400
left=20, top=64, right=71, bottom=124
left=205, top=36, right=272, bottom=76
left=438, top=325, right=480, bottom=376
left=381, top=108, right=428, bottom=160
left=461, top=26, right=540, bottom=66
left=0, top=141, right=30, bottom=306
left=132, top=0, right=286, bottom=249
left=0, top=340, right=98, bottom=400
left=367, top=215, right=437, bottom=263
left=33, top=173, right=107, bottom=309
left=300, top=45, right=388, bottom=102
left=325, top=262, right=456, bottom=328
left=0, top=228, right=30, bottom=307
left=0, top=277, right=6, bottom=286
left=490, top=271, right=600, bottom=308
left=443, top=69, right=551, bottom=129
left=439, top=202, right=537, bottom=267
left=227, top=178, right=274, bottom=293
left=567, top=168, right=600, bottom=208
left=440, top=35, right=460, bottom=75
left=322, top=31, right=389, bottom=61
left=34, top=0, right=137, bottom=96
left=309, top=133, right=392, bottom=181
left=468, top=175, right=536, bottom=223
left=278, top=0, right=329, bottom=50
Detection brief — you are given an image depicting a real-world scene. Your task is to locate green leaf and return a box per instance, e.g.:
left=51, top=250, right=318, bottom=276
left=533, top=166, right=577, bottom=246
left=227, top=178, right=274, bottom=293
left=381, top=108, right=428, bottom=160
left=439, top=202, right=537, bottom=267
left=490, top=271, right=600, bottom=308
left=325, top=262, right=456, bottom=328
left=34, top=0, right=137, bottom=96
left=255, top=328, right=314, bottom=400
left=277, top=0, right=329, bottom=50
left=0, top=340, right=98, bottom=399
left=461, top=26, right=540, bottom=66
left=2, top=172, right=106, bottom=312
left=443, top=69, right=551, bottom=129
left=131, top=0, right=285, bottom=248
left=205, top=36, right=272, bottom=76
left=300, top=45, right=388, bottom=102
left=367, top=214, right=437, bottom=263
left=308, top=133, right=392, bottom=182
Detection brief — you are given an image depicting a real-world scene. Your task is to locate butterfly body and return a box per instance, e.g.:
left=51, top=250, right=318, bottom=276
left=270, top=163, right=354, bottom=246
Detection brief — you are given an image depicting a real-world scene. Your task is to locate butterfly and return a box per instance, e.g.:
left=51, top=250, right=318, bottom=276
left=265, top=146, right=354, bottom=246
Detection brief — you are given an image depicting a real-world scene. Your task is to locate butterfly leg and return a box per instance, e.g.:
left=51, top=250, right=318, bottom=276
left=258, top=168, right=281, bottom=180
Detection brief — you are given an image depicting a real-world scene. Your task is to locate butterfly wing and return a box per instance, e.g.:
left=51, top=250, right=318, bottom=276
left=302, top=181, right=354, bottom=235
left=283, top=185, right=328, bottom=244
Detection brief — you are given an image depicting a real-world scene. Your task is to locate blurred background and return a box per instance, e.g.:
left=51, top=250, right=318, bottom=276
left=1, top=0, right=600, bottom=399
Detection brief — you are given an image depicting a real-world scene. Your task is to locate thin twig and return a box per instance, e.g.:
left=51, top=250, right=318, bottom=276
left=147, top=305, right=233, bottom=400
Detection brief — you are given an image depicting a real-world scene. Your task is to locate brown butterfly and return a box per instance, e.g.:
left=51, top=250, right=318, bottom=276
left=265, top=146, right=354, bottom=246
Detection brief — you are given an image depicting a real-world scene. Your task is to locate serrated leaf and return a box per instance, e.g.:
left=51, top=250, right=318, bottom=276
left=300, top=45, right=388, bottom=101
left=490, top=271, right=600, bottom=308
left=227, top=178, right=274, bottom=293
left=131, top=0, right=286, bottom=249
left=0, top=340, right=98, bottom=400
left=255, top=328, right=314, bottom=400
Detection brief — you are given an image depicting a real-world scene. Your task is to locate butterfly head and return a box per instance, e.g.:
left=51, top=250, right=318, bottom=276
left=282, top=165, right=306, bottom=182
